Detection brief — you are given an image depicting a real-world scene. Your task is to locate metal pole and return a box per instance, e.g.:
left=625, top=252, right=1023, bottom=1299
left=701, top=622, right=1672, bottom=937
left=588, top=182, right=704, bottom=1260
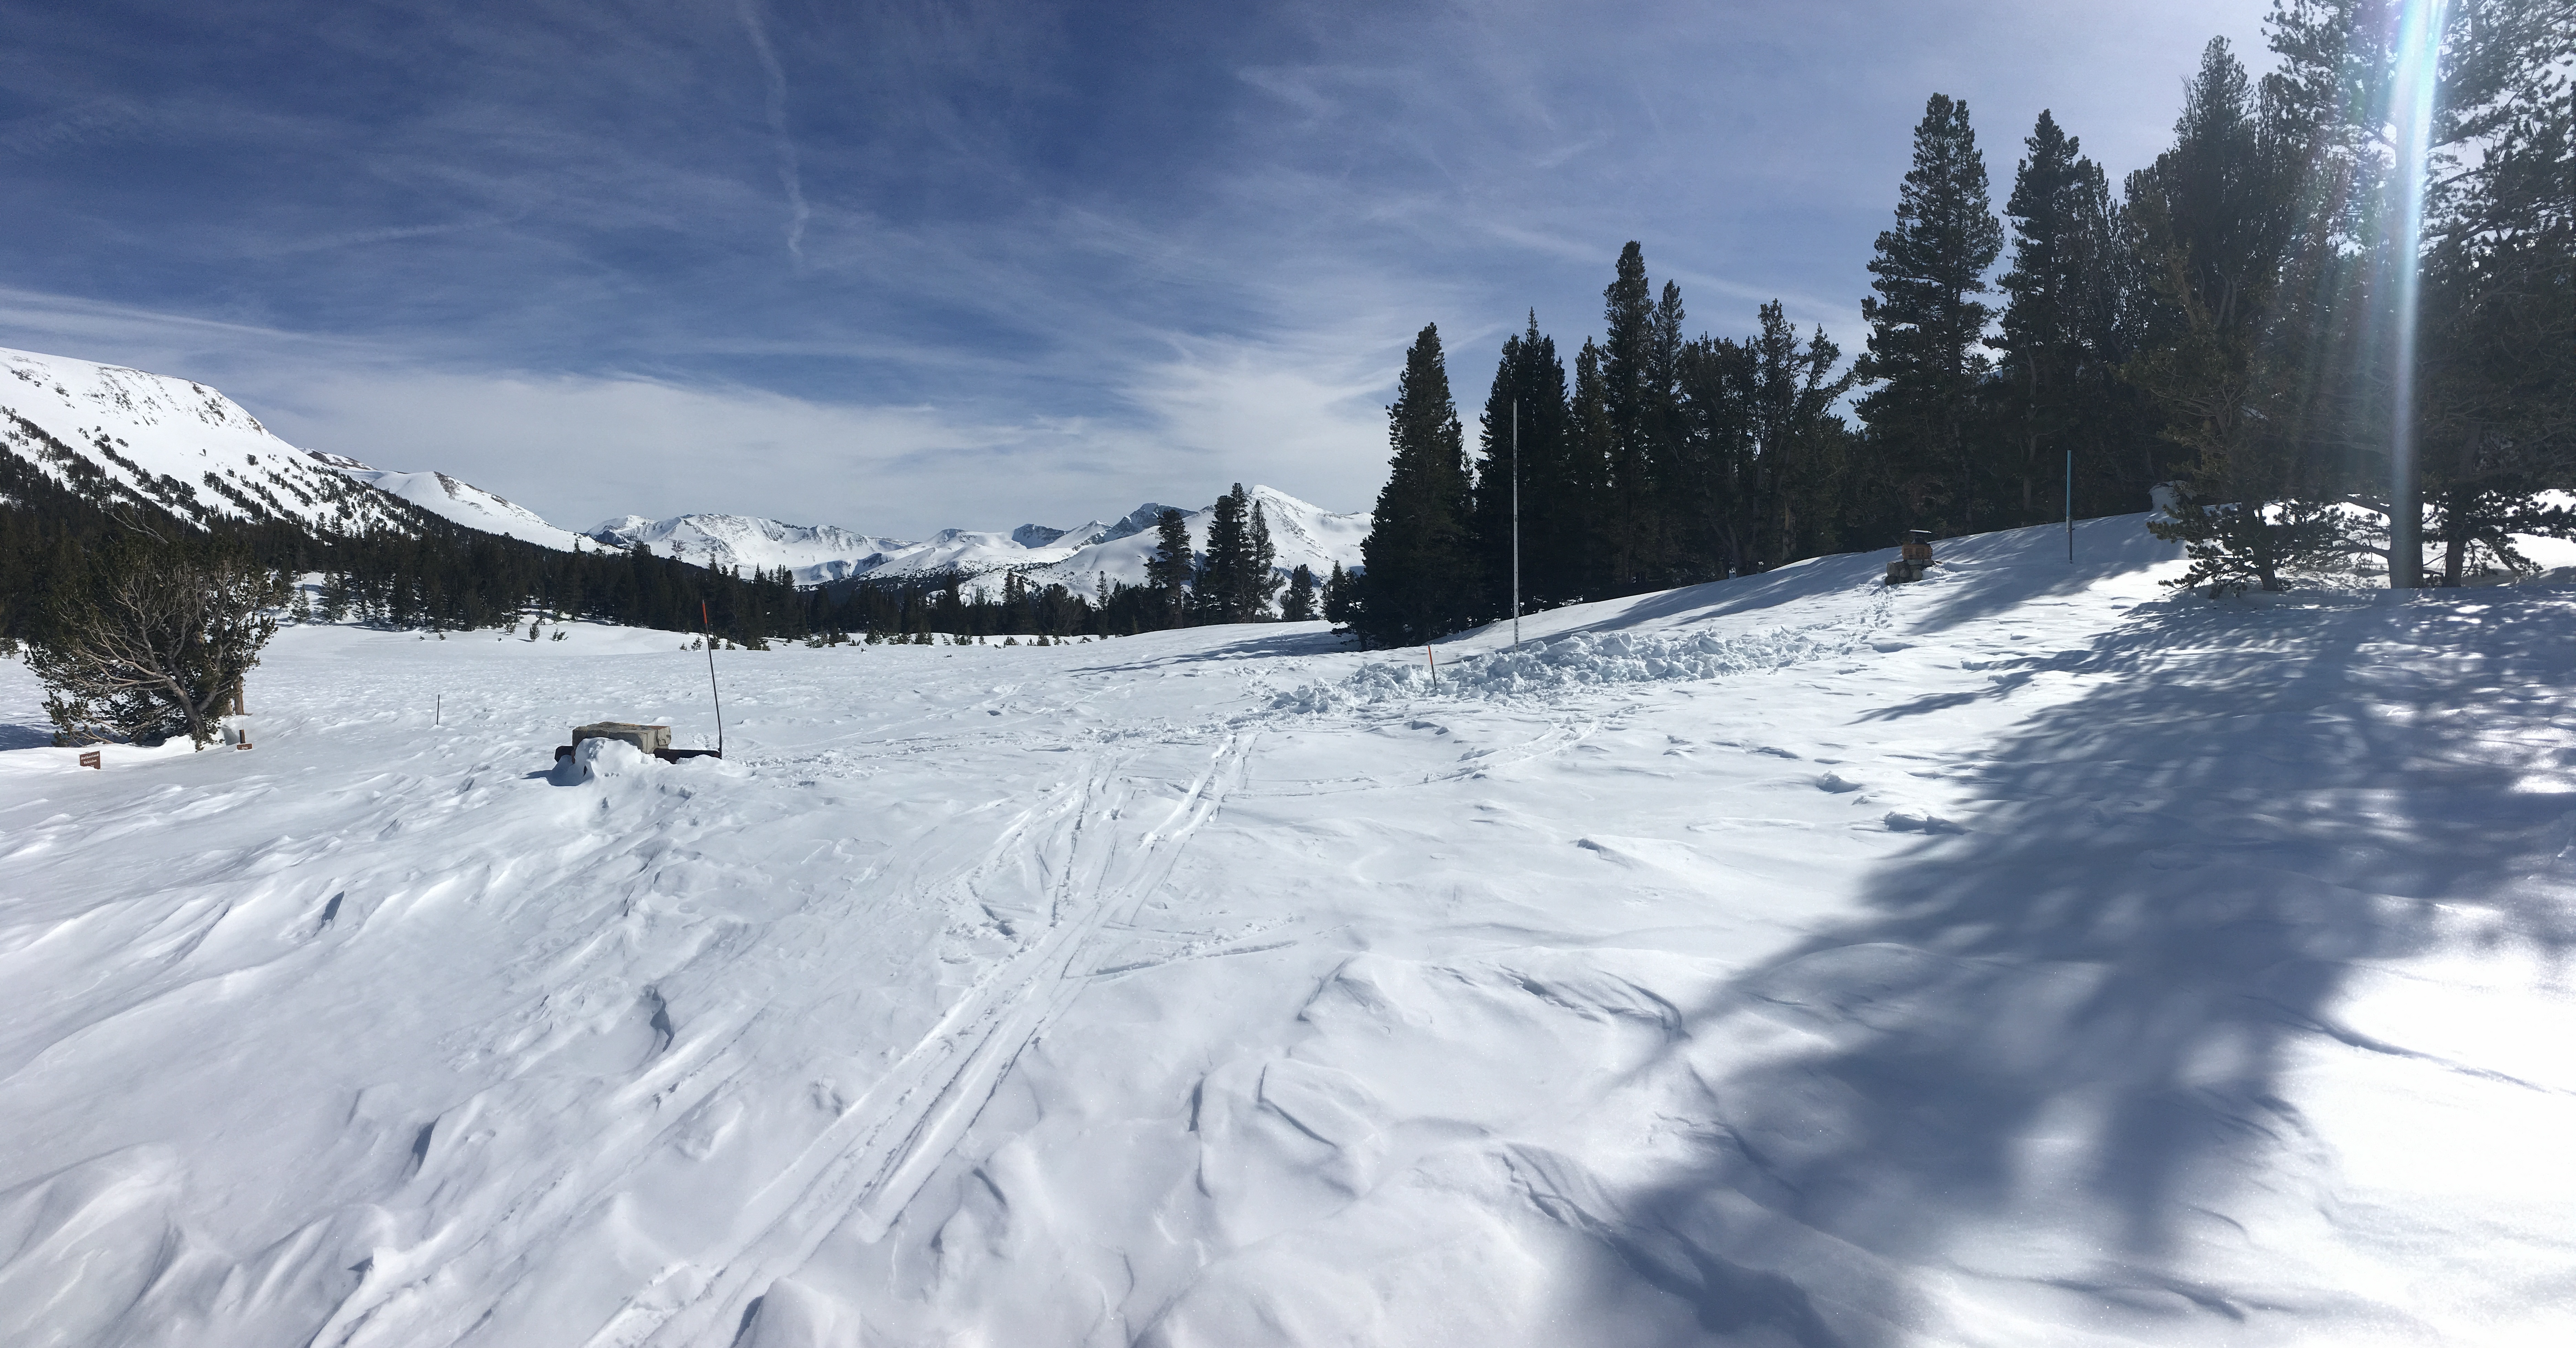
left=702, top=601, right=725, bottom=757
left=1511, top=399, right=1521, bottom=650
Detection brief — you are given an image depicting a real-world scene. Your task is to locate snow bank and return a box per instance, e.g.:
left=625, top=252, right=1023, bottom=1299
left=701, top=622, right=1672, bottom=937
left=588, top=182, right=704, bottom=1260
left=1273, top=600, right=1892, bottom=710
left=552, top=734, right=648, bottom=784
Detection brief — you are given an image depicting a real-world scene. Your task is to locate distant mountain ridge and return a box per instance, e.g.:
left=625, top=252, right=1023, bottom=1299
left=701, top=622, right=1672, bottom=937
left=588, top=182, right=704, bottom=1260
left=0, top=345, right=1370, bottom=596
left=586, top=490, right=1364, bottom=594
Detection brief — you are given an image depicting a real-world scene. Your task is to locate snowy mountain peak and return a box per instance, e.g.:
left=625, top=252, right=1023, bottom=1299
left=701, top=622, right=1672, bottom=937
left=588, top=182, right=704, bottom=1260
left=0, top=346, right=428, bottom=538
left=319, top=453, right=584, bottom=549
left=0, top=345, right=1369, bottom=597
left=584, top=512, right=912, bottom=585
left=1013, top=486, right=1367, bottom=594
left=1095, top=502, right=1174, bottom=545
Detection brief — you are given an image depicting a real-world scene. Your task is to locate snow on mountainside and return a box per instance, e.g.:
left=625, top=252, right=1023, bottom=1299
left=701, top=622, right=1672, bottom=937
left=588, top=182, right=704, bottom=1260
left=1023, top=486, right=1367, bottom=592
left=586, top=514, right=909, bottom=585
left=0, top=346, right=1367, bottom=592
left=309, top=453, right=584, bottom=550
left=593, top=489, right=1368, bottom=594
left=836, top=525, right=1076, bottom=585
left=0, top=347, right=428, bottom=537
left=7, top=515, right=2574, bottom=1346
left=0, top=346, right=587, bottom=550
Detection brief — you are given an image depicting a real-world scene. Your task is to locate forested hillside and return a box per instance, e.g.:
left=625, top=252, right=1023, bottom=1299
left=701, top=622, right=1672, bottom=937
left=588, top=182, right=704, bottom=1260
left=1347, top=0, right=2573, bottom=645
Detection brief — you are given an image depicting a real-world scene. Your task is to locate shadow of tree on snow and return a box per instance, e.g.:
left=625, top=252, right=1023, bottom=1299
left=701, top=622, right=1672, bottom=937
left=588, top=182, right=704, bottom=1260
left=1590, top=591, right=2576, bottom=1343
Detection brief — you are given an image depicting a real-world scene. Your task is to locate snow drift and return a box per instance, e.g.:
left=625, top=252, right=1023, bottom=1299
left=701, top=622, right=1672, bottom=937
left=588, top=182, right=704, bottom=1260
left=4, top=513, right=2572, bottom=1347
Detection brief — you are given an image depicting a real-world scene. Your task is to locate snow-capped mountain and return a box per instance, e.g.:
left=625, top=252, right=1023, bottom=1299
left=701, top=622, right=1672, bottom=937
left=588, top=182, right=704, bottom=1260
left=308, top=452, right=584, bottom=549
left=1, top=347, right=432, bottom=538
left=0, top=345, right=1370, bottom=594
left=585, top=514, right=909, bottom=584
left=590, top=491, right=1368, bottom=594
left=1020, top=486, right=1368, bottom=593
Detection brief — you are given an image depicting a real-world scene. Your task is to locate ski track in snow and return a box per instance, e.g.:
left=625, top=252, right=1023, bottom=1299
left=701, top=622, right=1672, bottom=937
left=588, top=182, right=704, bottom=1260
left=5, top=515, right=2576, bottom=1347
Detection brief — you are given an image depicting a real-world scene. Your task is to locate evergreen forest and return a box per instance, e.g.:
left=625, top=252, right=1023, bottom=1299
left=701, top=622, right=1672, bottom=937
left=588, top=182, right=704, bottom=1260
left=1346, top=0, right=2573, bottom=645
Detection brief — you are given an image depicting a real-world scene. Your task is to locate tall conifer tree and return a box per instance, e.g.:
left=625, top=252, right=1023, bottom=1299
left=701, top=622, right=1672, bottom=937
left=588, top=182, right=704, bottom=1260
left=1568, top=337, right=1615, bottom=598
left=1146, top=507, right=1194, bottom=625
left=1356, top=324, right=1473, bottom=647
left=2127, top=39, right=2338, bottom=591
left=1281, top=563, right=1317, bottom=622
left=1471, top=314, right=1577, bottom=617
left=1599, top=243, right=1667, bottom=586
left=1858, top=93, right=2005, bottom=533
left=1994, top=110, right=2146, bottom=523
left=1192, top=487, right=1251, bottom=624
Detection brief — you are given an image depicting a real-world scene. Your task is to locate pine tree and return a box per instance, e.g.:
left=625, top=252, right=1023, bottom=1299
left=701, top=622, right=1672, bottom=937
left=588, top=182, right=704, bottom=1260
left=1743, top=302, right=1861, bottom=567
left=1993, top=109, right=2146, bottom=525
left=1281, top=563, right=1317, bottom=622
left=1246, top=498, right=1279, bottom=616
left=2354, top=0, right=2576, bottom=583
left=1470, top=314, right=1578, bottom=618
left=1858, top=93, right=2005, bottom=534
left=30, top=545, right=289, bottom=748
left=1321, top=560, right=1357, bottom=626
left=1599, top=243, right=1671, bottom=586
left=2128, top=39, right=2343, bottom=591
left=1146, top=507, right=1194, bottom=626
left=1356, top=324, right=1473, bottom=646
left=1192, top=485, right=1282, bottom=623
left=1192, top=487, right=1249, bottom=624
left=1567, top=337, right=1615, bottom=597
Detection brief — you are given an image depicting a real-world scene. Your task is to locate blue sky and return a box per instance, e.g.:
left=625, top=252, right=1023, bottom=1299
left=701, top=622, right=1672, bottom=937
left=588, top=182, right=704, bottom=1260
left=0, top=0, right=2266, bottom=537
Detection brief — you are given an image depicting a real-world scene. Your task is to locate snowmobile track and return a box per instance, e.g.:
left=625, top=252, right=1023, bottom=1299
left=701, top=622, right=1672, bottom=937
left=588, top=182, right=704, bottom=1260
left=604, top=731, right=1254, bottom=1348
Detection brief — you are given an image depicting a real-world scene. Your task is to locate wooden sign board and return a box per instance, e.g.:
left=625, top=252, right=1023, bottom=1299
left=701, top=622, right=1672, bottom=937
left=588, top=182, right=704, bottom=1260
left=236, top=741, right=253, bottom=751
left=78, top=750, right=100, bottom=769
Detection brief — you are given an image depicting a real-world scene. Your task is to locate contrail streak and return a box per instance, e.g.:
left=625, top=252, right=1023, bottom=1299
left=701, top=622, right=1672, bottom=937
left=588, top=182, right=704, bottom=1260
left=737, top=0, right=810, bottom=262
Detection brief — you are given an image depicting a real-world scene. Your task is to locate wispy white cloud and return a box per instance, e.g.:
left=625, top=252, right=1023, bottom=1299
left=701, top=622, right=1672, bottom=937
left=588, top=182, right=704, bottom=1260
left=735, top=0, right=811, bottom=262
left=0, top=284, right=1388, bottom=536
left=0, top=0, right=2278, bottom=538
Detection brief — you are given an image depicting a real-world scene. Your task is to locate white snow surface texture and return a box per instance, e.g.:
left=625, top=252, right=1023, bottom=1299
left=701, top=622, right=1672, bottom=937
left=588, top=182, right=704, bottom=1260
left=5, top=516, right=2574, bottom=1348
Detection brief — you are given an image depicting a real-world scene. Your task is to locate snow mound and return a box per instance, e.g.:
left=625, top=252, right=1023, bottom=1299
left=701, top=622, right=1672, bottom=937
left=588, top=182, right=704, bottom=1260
left=1273, top=605, right=1891, bottom=711
left=554, top=735, right=648, bottom=784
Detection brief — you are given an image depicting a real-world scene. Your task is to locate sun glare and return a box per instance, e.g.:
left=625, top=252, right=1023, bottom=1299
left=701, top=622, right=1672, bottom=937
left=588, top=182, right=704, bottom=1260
left=2386, top=0, right=2451, bottom=583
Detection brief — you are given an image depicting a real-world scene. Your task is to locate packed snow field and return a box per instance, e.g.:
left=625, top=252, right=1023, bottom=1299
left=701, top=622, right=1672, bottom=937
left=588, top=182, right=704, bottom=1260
left=5, top=516, right=2574, bottom=1348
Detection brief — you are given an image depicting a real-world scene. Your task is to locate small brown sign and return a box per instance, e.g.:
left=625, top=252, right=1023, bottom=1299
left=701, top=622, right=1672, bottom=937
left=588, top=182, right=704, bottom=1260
left=78, top=750, right=100, bottom=769
left=235, top=741, right=254, bottom=751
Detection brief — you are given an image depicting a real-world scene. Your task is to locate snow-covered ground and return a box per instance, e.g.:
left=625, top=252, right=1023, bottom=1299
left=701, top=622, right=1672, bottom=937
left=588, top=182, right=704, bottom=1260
left=4, top=515, right=2573, bottom=1347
